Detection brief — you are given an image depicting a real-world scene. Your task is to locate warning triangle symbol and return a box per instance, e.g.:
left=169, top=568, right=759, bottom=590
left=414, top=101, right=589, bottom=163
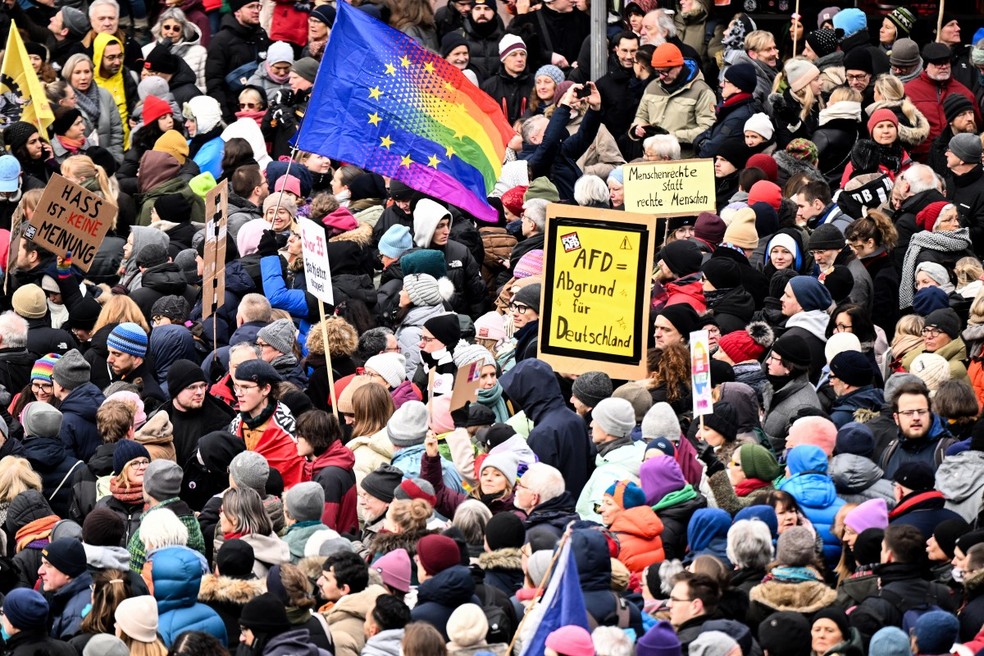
left=620, top=236, right=633, bottom=250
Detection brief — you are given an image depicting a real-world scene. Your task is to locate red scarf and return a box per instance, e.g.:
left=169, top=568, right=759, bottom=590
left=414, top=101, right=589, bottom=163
left=717, top=92, right=753, bottom=114
left=110, top=478, right=144, bottom=505
left=56, top=135, right=85, bottom=153
left=735, top=478, right=772, bottom=497
left=889, top=490, right=945, bottom=519
left=235, top=109, right=266, bottom=127
left=224, top=530, right=247, bottom=541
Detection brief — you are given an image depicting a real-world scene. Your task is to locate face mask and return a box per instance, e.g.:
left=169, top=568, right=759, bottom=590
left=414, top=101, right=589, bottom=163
left=953, top=567, right=965, bottom=583
left=1, top=623, right=9, bottom=642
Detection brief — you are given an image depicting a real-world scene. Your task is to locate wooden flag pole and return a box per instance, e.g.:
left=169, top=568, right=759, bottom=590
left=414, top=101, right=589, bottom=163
left=505, top=530, right=572, bottom=656
left=319, top=302, right=339, bottom=419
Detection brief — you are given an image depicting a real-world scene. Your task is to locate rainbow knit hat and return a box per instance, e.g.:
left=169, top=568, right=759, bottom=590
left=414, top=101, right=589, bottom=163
left=31, top=353, right=61, bottom=383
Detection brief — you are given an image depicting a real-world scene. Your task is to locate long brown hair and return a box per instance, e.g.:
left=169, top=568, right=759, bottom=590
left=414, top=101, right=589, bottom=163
left=80, top=569, right=132, bottom=634
left=351, top=383, right=395, bottom=438
left=647, top=343, right=691, bottom=402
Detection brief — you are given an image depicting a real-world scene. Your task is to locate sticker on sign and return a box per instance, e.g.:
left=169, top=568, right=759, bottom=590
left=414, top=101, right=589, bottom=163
left=298, top=217, right=334, bottom=306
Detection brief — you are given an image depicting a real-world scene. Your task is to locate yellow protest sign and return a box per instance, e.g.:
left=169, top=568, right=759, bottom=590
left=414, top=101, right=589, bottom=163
left=622, top=158, right=716, bottom=217
left=538, top=205, right=655, bottom=379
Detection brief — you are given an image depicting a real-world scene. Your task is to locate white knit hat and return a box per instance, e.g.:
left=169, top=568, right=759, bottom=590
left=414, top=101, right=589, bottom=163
left=364, top=353, right=407, bottom=388
left=744, top=112, right=774, bottom=140
left=267, top=41, right=294, bottom=65
left=114, top=596, right=159, bottom=643
left=909, top=352, right=951, bottom=394
left=784, top=59, right=820, bottom=92
left=499, top=34, right=526, bottom=60
left=447, top=604, right=489, bottom=647
left=824, top=332, right=862, bottom=365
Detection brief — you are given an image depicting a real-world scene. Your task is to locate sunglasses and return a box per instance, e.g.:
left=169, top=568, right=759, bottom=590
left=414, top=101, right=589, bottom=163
left=239, top=102, right=260, bottom=110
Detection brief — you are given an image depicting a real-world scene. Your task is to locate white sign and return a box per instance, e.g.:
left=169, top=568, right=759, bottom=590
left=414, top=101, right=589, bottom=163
left=690, top=330, right=713, bottom=417
left=299, top=217, right=334, bottom=306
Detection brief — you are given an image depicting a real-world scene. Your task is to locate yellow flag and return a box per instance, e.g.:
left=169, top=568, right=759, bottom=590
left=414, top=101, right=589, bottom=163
left=1, top=21, right=55, bottom=134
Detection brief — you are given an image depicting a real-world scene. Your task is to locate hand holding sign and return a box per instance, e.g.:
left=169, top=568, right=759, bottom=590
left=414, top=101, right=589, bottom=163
left=29, top=174, right=115, bottom=272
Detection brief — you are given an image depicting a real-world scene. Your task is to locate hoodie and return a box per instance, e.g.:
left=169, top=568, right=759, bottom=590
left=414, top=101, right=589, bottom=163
left=936, top=450, right=984, bottom=523
left=779, top=445, right=845, bottom=565
left=685, top=508, right=732, bottom=567
left=93, top=32, right=133, bottom=144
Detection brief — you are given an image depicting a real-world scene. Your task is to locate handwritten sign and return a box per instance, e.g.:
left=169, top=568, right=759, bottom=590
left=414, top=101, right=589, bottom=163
left=690, top=330, right=713, bottom=416
left=27, top=174, right=115, bottom=272
left=202, top=180, right=228, bottom=319
left=538, top=205, right=655, bottom=379
left=450, top=361, right=482, bottom=412
left=299, top=217, right=334, bottom=306
left=622, top=158, right=716, bottom=217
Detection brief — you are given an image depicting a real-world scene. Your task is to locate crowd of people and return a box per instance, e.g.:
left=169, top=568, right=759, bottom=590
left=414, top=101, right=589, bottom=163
left=2, top=0, right=984, bottom=655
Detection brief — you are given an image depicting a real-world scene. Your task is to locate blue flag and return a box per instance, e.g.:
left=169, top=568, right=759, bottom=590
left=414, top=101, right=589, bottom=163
left=519, top=539, right=590, bottom=655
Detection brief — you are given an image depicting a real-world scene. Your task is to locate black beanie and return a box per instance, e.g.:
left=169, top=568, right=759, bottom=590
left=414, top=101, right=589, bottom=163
left=772, top=333, right=812, bottom=368
left=82, top=507, right=125, bottom=547
left=702, top=401, right=738, bottom=442
left=50, top=108, right=82, bottom=137
left=485, top=512, right=526, bottom=550
left=701, top=257, right=741, bottom=290
left=239, top=593, right=291, bottom=634
left=167, top=359, right=207, bottom=395
left=658, top=304, right=699, bottom=337
left=154, top=193, right=193, bottom=223
left=361, top=464, right=404, bottom=503
left=660, top=239, right=702, bottom=277
left=2, top=121, right=39, bottom=155
left=215, top=539, right=256, bottom=579
left=424, top=314, right=461, bottom=348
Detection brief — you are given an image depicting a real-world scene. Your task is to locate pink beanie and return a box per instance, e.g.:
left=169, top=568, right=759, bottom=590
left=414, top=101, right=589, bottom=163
left=514, top=249, right=544, bottom=279
left=428, top=395, right=454, bottom=434
left=104, top=390, right=147, bottom=428
left=546, top=626, right=595, bottom=656
left=786, top=416, right=837, bottom=456
left=845, top=498, right=889, bottom=534
left=372, top=548, right=411, bottom=593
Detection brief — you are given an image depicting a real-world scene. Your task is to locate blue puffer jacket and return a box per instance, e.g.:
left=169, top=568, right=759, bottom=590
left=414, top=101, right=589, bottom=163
left=58, top=383, right=106, bottom=461
left=193, top=136, right=224, bottom=180
left=260, top=254, right=313, bottom=347
left=49, top=570, right=92, bottom=639
left=779, top=445, right=845, bottom=566
left=150, top=545, right=228, bottom=647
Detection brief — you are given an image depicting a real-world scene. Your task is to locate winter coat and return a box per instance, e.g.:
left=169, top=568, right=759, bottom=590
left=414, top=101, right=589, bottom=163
left=762, top=373, right=820, bottom=449
left=880, top=414, right=956, bottom=480
left=947, top=165, right=984, bottom=254
left=523, top=492, right=580, bottom=545
left=779, top=445, right=845, bottom=565
left=150, top=545, right=228, bottom=646
left=865, top=97, right=930, bottom=148
left=889, top=489, right=964, bottom=541
left=516, top=103, right=603, bottom=202
left=480, top=66, right=532, bottom=125
left=130, top=263, right=199, bottom=324
left=694, top=94, right=762, bottom=158
left=170, top=395, right=237, bottom=467
left=849, top=561, right=957, bottom=640
left=576, top=439, right=646, bottom=522
left=609, top=506, right=665, bottom=574
left=76, top=85, right=124, bottom=164
left=747, top=569, right=837, bottom=627
left=58, top=383, right=105, bottom=462
left=595, top=57, right=646, bottom=159
left=728, top=49, right=778, bottom=112
left=198, top=573, right=266, bottom=647
left=396, top=303, right=450, bottom=381
left=960, top=568, right=984, bottom=642
left=572, top=530, right=644, bottom=635
left=456, top=16, right=503, bottom=82
left=237, top=531, right=290, bottom=578
left=96, top=494, right=144, bottom=548
left=419, top=452, right=517, bottom=520
left=205, top=14, right=271, bottom=121
left=812, top=109, right=862, bottom=185
left=631, top=59, right=716, bottom=153
left=3, top=629, right=77, bottom=656
left=262, top=628, right=332, bottom=656
left=20, top=436, right=81, bottom=519
left=411, top=566, right=478, bottom=640
left=500, top=359, right=593, bottom=497
left=653, top=491, right=707, bottom=562
left=705, top=286, right=755, bottom=335
left=904, top=72, right=979, bottom=159
left=47, top=570, right=92, bottom=639
left=828, top=454, right=895, bottom=507
left=478, top=548, right=524, bottom=596
left=937, top=450, right=984, bottom=523
left=362, top=629, right=403, bottom=656
left=228, top=402, right=307, bottom=489
left=307, top=441, right=358, bottom=534
left=829, top=386, right=885, bottom=428
left=142, top=25, right=208, bottom=90
left=392, top=445, right=464, bottom=493
left=325, top=584, right=387, bottom=656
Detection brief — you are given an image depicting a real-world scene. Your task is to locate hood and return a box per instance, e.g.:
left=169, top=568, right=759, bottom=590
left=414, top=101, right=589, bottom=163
left=221, top=118, right=272, bottom=170
left=832, top=387, right=885, bottom=414
left=60, top=383, right=105, bottom=422
left=787, top=445, right=828, bottom=475
left=242, top=532, right=290, bottom=567
left=500, top=359, right=566, bottom=423
left=149, top=545, right=209, bottom=612
left=198, top=573, right=266, bottom=604
left=687, top=508, right=731, bottom=553
left=124, top=227, right=171, bottom=280
left=93, top=32, right=123, bottom=78
left=139, top=151, right=183, bottom=193
left=416, top=565, right=476, bottom=605
left=780, top=475, right=840, bottom=510
left=6, top=489, right=53, bottom=532
left=609, top=506, right=663, bottom=540
left=364, top=629, right=404, bottom=656
left=263, top=629, right=324, bottom=656
left=829, top=454, right=884, bottom=492
left=135, top=410, right=174, bottom=447
left=666, top=278, right=705, bottom=307
left=197, top=430, right=246, bottom=472
left=142, top=263, right=189, bottom=294
left=785, top=310, right=830, bottom=340
left=84, top=543, right=131, bottom=570
left=488, top=434, right=537, bottom=469
left=936, top=451, right=984, bottom=502
left=22, top=436, right=71, bottom=470
left=818, top=100, right=862, bottom=126
left=349, top=427, right=395, bottom=459
left=572, top=529, right=612, bottom=592
left=412, top=200, right=452, bottom=248
left=312, top=439, right=356, bottom=473
left=477, top=548, right=522, bottom=571
left=224, top=260, right=256, bottom=294
left=717, top=382, right=761, bottom=430
left=150, top=325, right=198, bottom=384
left=640, top=455, right=686, bottom=505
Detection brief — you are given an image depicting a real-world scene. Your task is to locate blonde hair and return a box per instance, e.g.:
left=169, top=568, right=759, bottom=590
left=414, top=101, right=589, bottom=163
left=774, top=57, right=823, bottom=121
left=956, top=257, right=984, bottom=289
left=0, top=456, right=42, bottom=503
left=894, top=314, right=925, bottom=338
left=744, top=30, right=775, bottom=53
left=970, top=285, right=984, bottom=327
left=92, top=295, right=151, bottom=335
left=61, top=155, right=117, bottom=199
left=873, top=74, right=905, bottom=102
left=386, top=498, right=432, bottom=534
left=828, top=85, right=862, bottom=104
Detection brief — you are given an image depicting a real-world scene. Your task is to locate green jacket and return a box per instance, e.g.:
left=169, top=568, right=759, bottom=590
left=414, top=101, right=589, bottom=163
left=128, top=497, right=207, bottom=572
left=137, top=177, right=206, bottom=226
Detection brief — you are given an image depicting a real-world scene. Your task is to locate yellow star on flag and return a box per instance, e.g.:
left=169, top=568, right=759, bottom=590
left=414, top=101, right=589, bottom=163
left=384, top=63, right=396, bottom=75
left=400, top=55, right=411, bottom=68
left=368, top=112, right=381, bottom=126
left=401, top=154, right=413, bottom=167
left=368, top=86, right=382, bottom=100
left=444, top=81, right=455, bottom=92
left=428, top=154, right=440, bottom=168
left=445, top=146, right=455, bottom=158
left=380, top=135, right=394, bottom=149
left=423, top=62, right=435, bottom=74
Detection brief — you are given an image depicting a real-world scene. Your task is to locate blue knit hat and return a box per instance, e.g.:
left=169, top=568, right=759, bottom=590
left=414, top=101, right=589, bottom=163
left=534, top=64, right=564, bottom=87
left=913, top=611, right=959, bottom=655
left=379, top=225, right=414, bottom=260
left=788, top=276, right=832, bottom=312
left=113, top=439, right=151, bottom=476
left=604, top=480, right=646, bottom=509
left=832, top=8, right=867, bottom=37
left=2, top=588, right=49, bottom=630
left=107, top=322, right=148, bottom=358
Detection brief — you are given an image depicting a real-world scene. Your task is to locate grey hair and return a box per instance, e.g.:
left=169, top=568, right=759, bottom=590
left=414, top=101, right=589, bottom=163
left=453, top=499, right=493, bottom=546
left=61, top=54, right=96, bottom=85
left=152, top=7, right=197, bottom=43
left=230, top=342, right=262, bottom=359
left=592, top=626, right=635, bottom=656
left=574, top=175, right=610, bottom=207
left=222, top=487, right=273, bottom=536
left=521, top=115, right=549, bottom=144
left=521, top=198, right=548, bottom=231
left=357, top=327, right=395, bottom=360
left=140, top=508, right=189, bottom=551
left=727, top=519, right=774, bottom=570
left=0, top=312, right=28, bottom=349
left=643, top=134, right=681, bottom=160
left=902, top=164, right=936, bottom=195
left=654, top=9, right=676, bottom=38
left=520, top=462, right=565, bottom=504
left=88, top=0, right=120, bottom=20
left=238, top=293, right=272, bottom=323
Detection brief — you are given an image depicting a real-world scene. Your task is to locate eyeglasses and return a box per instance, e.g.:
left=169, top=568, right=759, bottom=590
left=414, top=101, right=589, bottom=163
left=654, top=68, right=675, bottom=78
left=921, top=327, right=943, bottom=337
left=384, top=346, right=401, bottom=353
left=767, top=353, right=784, bottom=363
left=835, top=323, right=853, bottom=331
left=256, top=340, right=274, bottom=349
left=31, top=382, right=53, bottom=392
left=239, top=102, right=259, bottom=110
left=509, top=303, right=533, bottom=313
left=234, top=383, right=259, bottom=393
left=419, top=335, right=437, bottom=344
left=846, top=73, right=870, bottom=82
left=896, top=408, right=930, bottom=418
left=161, top=23, right=182, bottom=32
left=668, top=596, right=693, bottom=604
left=129, top=458, right=151, bottom=468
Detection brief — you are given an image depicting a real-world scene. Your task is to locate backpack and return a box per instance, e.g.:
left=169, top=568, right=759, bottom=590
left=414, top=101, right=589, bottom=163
left=481, top=585, right=513, bottom=645
left=879, top=588, right=944, bottom=634
left=586, top=592, right=631, bottom=631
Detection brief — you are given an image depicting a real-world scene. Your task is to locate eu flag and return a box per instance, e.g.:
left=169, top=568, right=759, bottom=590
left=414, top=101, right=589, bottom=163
left=295, top=1, right=514, bottom=222
left=519, top=539, right=591, bottom=655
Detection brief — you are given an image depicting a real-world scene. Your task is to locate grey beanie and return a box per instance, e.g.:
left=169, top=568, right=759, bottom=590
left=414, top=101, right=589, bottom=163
left=257, top=318, right=297, bottom=356
left=641, top=402, right=682, bottom=440
left=592, top=397, right=637, bottom=438
left=776, top=525, right=817, bottom=566
left=690, top=631, right=740, bottom=656
left=52, top=349, right=90, bottom=389
left=884, top=372, right=924, bottom=405
left=143, top=460, right=183, bottom=500
left=60, top=6, right=91, bottom=38
left=386, top=400, right=429, bottom=447
left=285, top=481, right=325, bottom=522
left=513, top=283, right=541, bottom=310
left=527, top=550, right=553, bottom=588
left=230, top=451, right=270, bottom=493
left=949, top=132, right=982, bottom=164
left=571, top=371, right=613, bottom=409
left=83, top=634, right=129, bottom=656
left=22, top=402, right=62, bottom=439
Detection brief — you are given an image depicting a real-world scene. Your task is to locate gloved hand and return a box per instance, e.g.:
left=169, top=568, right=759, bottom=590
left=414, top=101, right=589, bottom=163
left=57, top=252, right=72, bottom=279
left=258, top=230, right=280, bottom=257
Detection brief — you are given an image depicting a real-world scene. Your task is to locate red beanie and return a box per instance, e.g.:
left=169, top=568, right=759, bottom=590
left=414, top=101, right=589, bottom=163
left=916, top=201, right=951, bottom=232
left=867, top=108, right=899, bottom=134
left=142, top=95, right=171, bottom=126
left=501, top=186, right=528, bottom=217
left=718, top=331, right=765, bottom=363
left=415, top=534, right=461, bottom=576
left=746, top=153, right=778, bottom=183
left=747, top=180, right=783, bottom=210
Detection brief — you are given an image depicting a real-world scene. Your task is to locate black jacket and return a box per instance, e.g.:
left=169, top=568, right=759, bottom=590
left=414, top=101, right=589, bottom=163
left=849, top=561, right=957, bottom=641
left=695, top=94, right=762, bottom=159
left=481, top=66, right=533, bottom=125
left=168, top=57, right=203, bottom=107
left=205, top=14, right=270, bottom=121
left=24, top=316, right=77, bottom=359
left=510, top=4, right=589, bottom=67
left=595, top=55, right=645, bottom=159
left=706, top=286, right=755, bottom=335
left=893, top=188, right=947, bottom=272
left=947, top=164, right=984, bottom=254
left=2, top=629, right=77, bottom=656
left=812, top=117, right=861, bottom=186
left=710, top=247, right=767, bottom=310
left=657, top=493, right=708, bottom=561
left=169, top=395, right=237, bottom=466
left=130, top=263, right=200, bottom=325
left=457, top=15, right=504, bottom=83
left=517, top=103, right=601, bottom=202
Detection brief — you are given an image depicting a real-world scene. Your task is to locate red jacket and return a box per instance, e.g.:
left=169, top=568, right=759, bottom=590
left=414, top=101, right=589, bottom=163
left=609, top=506, right=665, bottom=574
left=269, top=1, right=308, bottom=47
left=904, top=73, right=980, bottom=160
left=306, top=440, right=359, bottom=535
left=230, top=402, right=308, bottom=489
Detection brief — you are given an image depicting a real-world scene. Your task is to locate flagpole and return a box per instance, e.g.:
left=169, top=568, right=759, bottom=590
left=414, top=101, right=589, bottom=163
left=506, top=530, right=572, bottom=656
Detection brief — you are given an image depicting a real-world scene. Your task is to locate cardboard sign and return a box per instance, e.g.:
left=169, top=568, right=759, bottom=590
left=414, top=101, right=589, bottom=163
left=622, top=158, right=716, bottom=217
left=538, top=205, right=656, bottom=379
left=299, top=217, right=334, bottom=306
left=690, top=330, right=713, bottom=417
left=27, top=174, right=115, bottom=272
left=450, top=361, right=483, bottom=412
left=202, top=180, right=229, bottom=320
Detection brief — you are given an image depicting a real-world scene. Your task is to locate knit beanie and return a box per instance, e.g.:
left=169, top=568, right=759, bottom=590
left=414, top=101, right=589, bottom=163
left=534, top=64, right=564, bottom=86
left=12, top=284, right=46, bottom=319
left=42, top=538, right=87, bottom=577
left=50, top=107, right=82, bottom=137
left=786, top=416, right=837, bottom=456
left=2, top=588, right=49, bottom=631
left=571, top=371, right=613, bottom=408
left=387, top=400, right=429, bottom=447
left=153, top=130, right=189, bottom=165
left=912, top=611, right=960, bottom=656
left=513, top=249, right=544, bottom=279
left=776, top=525, right=816, bottom=566
left=361, top=464, right=404, bottom=503
left=378, top=225, right=413, bottom=260
left=604, top=480, right=647, bottom=510
left=944, top=94, right=974, bottom=125
left=524, top=176, right=559, bottom=202
left=845, top=498, right=889, bottom=534
left=747, top=181, right=782, bottom=211
left=869, top=627, right=913, bottom=656
left=788, top=275, right=832, bottom=312
left=834, top=7, right=868, bottom=38
left=401, top=250, right=447, bottom=279
left=829, top=350, right=873, bottom=387
left=806, top=29, right=839, bottom=58
left=485, top=511, right=526, bottom=550
left=142, top=95, right=171, bottom=125
left=651, top=42, right=684, bottom=68
left=498, top=34, right=526, bottom=60
left=115, top=596, right=159, bottom=643
left=229, top=451, right=270, bottom=494
left=949, top=133, right=982, bottom=164
left=480, top=451, right=519, bottom=484
left=695, top=211, right=727, bottom=245
left=240, top=593, right=291, bottom=634
left=423, top=314, right=460, bottom=348
left=933, top=519, right=971, bottom=560
left=592, top=397, right=636, bottom=438
left=416, top=534, right=461, bottom=576
left=363, top=353, right=407, bottom=388
left=393, top=478, right=437, bottom=506
left=285, top=481, right=325, bottom=522
left=701, top=257, right=741, bottom=290
left=262, top=193, right=298, bottom=221
left=82, top=507, right=125, bottom=547
left=113, top=439, right=151, bottom=476
left=403, top=273, right=447, bottom=307
left=513, top=283, right=541, bottom=310
left=889, top=38, right=920, bottom=68
left=690, top=631, right=740, bottom=656
left=886, top=7, right=915, bottom=37
left=722, top=208, right=758, bottom=249
left=743, top=113, right=774, bottom=141
left=759, top=612, right=811, bottom=656
left=718, top=321, right=773, bottom=363
left=186, top=96, right=223, bottom=133
left=447, top=604, right=489, bottom=648
left=772, top=332, right=812, bottom=368
left=143, top=460, right=182, bottom=500
left=453, top=343, right=494, bottom=370
left=257, top=318, right=297, bottom=356
left=636, top=620, right=682, bottom=656
left=30, top=353, right=60, bottom=384
left=716, top=139, right=752, bottom=170
left=372, top=548, right=412, bottom=592
left=166, top=359, right=207, bottom=396
left=925, top=307, right=961, bottom=339
left=724, top=63, right=757, bottom=94
left=784, top=59, right=820, bottom=92
left=702, top=401, right=738, bottom=443
left=867, top=108, right=899, bottom=135
left=835, top=422, right=875, bottom=457
left=915, top=201, right=952, bottom=232
left=738, top=443, right=782, bottom=481
left=844, top=47, right=874, bottom=77
left=785, top=138, right=819, bottom=166
left=22, top=402, right=62, bottom=439
left=501, top=186, right=528, bottom=217
left=216, top=539, right=256, bottom=579
left=658, top=303, right=700, bottom=336
left=909, top=352, right=951, bottom=393
left=612, top=382, right=653, bottom=424
left=107, top=322, right=148, bottom=358
left=546, top=626, right=595, bottom=656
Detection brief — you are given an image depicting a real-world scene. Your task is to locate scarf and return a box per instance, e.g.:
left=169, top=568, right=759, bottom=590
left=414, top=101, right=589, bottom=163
left=766, top=565, right=823, bottom=583
left=477, top=383, right=509, bottom=423
left=875, top=140, right=904, bottom=173
left=74, top=83, right=102, bottom=126
left=653, top=483, right=698, bottom=511
left=241, top=400, right=277, bottom=431
left=717, top=92, right=752, bottom=114
left=110, top=477, right=145, bottom=505
left=189, top=125, right=223, bottom=158
left=898, top=227, right=971, bottom=309
left=235, top=108, right=266, bottom=126
left=818, top=100, right=862, bottom=126
left=56, top=135, right=85, bottom=153
left=265, top=61, right=290, bottom=84
left=15, top=514, right=59, bottom=553
left=735, top=478, right=772, bottom=496
left=224, top=530, right=247, bottom=541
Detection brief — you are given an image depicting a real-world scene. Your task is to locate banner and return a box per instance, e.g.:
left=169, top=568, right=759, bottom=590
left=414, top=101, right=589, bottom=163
left=299, top=217, right=334, bottom=305
left=202, top=180, right=228, bottom=319
left=538, top=205, right=655, bottom=379
left=0, top=21, right=55, bottom=133
left=518, top=539, right=590, bottom=656
left=622, top=158, right=716, bottom=217
left=690, top=330, right=713, bottom=416
left=26, top=174, right=115, bottom=272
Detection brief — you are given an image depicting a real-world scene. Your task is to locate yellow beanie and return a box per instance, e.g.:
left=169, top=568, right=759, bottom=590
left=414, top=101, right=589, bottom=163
left=722, top=207, right=759, bottom=250
left=153, top=130, right=189, bottom=166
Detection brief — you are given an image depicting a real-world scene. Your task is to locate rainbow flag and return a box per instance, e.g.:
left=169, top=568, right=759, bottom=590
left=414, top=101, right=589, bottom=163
left=295, top=1, right=513, bottom=222
left=1, top=21, right=55, bottom=134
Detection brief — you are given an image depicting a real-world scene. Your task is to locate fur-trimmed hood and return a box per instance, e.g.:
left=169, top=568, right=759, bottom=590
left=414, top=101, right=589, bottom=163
left=330, top=221, right=373, bottom=247
left=749, top=578, right=838, bottom=612
left=865, top=98, right=930, bottom=147
left=198, top=573, right=267, bottom=604
left=372, top=528, right=437, bottom=558
left=478, top=548, right=523, bottom=571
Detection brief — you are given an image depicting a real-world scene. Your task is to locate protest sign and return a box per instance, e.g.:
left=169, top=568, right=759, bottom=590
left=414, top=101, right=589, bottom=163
left=202, top=180, right=228, bottom=320
left=622, top=159, right=716, bottom=217
left=538, top=205, right=655, bottom=379
left=690, top=330, right=713, bottom=416
left=450, top=361, right=483, bottom=412
left=299, top=217, right=334, bottom=306
left=26, top=174, right=115, bottom=272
